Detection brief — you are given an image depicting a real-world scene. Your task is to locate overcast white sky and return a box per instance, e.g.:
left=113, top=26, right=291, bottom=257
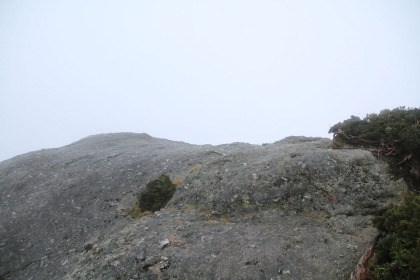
left=1, top=0, right=419, bottom=161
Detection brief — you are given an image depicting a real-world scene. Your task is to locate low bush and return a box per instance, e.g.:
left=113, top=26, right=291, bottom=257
left=125, top=174, right=177, bottom=219
left=138, top=173, right=177, bottom=212
left=329, top=106, right=420, bottom=190
left=369, top=194, right=420, bottom=279
left=329, top=107, right=420, bottom=279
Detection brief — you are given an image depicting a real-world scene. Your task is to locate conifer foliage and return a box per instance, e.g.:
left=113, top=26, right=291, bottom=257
left=330, top=107, right=420, bottom=280
left=369, top=194, right=420, bottom=279
left=329, top=107, right=420, bottom=190
left=138, top=173, right=177, bottom=212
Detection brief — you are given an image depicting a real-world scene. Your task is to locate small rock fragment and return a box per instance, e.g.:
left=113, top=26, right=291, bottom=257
left=159, top=239, right=170, bottom=249
left=84, top=243, right=93, bottom=252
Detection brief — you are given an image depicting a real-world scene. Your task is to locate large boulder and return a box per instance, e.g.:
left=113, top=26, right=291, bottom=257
left=0, top=133, right=406, bottom=279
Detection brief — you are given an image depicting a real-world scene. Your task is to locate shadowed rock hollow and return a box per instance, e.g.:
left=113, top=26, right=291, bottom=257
left=0, top=133, right=406, bottom=279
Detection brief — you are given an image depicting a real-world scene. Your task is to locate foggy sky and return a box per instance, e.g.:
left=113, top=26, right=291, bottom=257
left=1, top=0, right=419, bottom=162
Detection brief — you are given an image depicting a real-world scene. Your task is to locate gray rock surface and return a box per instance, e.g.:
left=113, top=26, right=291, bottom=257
left=0, top=133, right=406, bottom=279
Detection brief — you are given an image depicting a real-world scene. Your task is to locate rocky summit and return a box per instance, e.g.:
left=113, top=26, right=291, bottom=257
left=0, top=133, right=406, bottom=280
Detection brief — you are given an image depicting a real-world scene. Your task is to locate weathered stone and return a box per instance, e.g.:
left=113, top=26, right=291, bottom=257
left=159, top=239, right=170, bottom=249
left=0, top=133, right=406, bottom=279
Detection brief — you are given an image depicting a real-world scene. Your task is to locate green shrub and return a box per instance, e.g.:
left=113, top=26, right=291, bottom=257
left=329, top=107, right=420, bottom=151
left=124, top=174, right=177, bottom=219
left=138, top=173, right=177, bottom=212
left=330, top=107, right=420, bottom=279
left=329, top=107, right=420, bottom=189
left=369, top=194, right=420, bottom=279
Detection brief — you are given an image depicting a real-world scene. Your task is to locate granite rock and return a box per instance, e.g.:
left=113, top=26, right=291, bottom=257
left=0, top=133, right=406, bottom=279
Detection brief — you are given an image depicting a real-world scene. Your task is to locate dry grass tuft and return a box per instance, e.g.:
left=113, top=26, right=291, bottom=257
left=185, top=204, right=195, bottom=210
left=188, top=163, right=202, bottom=174
left=123, top=201, right=153, bottom=219
left=171, top=178, right=184, bottom=185
left=302, top=212, right=328, bottom=221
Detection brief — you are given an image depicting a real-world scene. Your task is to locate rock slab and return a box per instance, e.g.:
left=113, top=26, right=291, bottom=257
left=0, top=133, right=406, bottom=279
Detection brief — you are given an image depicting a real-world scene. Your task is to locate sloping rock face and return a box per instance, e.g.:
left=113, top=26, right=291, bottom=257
left=0, top=133, right=406, bottom=280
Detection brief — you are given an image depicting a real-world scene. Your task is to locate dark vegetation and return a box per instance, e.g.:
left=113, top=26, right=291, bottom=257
left=369, top=194, right=420, bottom=279
left=329, top=107, right=420, bottom=190
left=329, top=107, right=420, bottom=280
left=125, top=174, right=177, bottom=219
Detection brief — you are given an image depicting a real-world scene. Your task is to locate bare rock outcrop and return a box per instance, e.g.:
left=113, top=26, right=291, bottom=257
left=0, top=133, right=406, bottom=279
